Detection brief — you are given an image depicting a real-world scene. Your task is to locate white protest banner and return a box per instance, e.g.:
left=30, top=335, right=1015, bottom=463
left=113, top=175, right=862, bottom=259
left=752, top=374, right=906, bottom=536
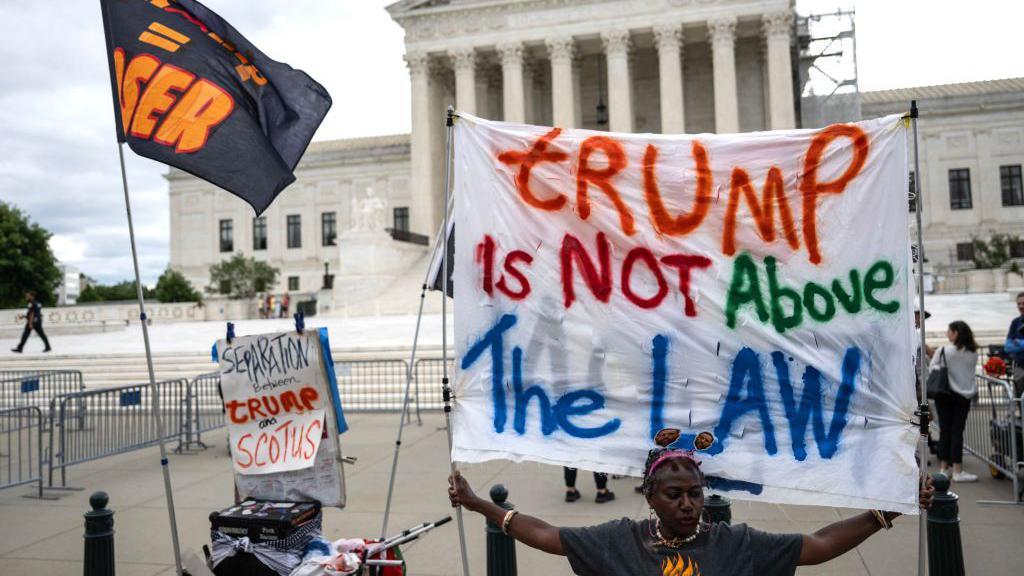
left=216, top=328, right=348, bottom=506
left=452, top=114, right=919, bottom=512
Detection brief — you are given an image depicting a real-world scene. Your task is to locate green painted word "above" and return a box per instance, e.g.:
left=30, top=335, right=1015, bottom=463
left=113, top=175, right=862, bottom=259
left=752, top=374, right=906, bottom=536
left=725, top=253, right=900, bottom=334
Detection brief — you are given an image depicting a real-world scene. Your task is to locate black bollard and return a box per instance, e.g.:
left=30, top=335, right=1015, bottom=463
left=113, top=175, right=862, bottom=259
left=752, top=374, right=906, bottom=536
left=927, top=473, right=965, bottom=576
left=705, top=494, right=732, bottom=525
left=84, top=491, right=115, bottom=576
left=485, top=484, right=517, bottom=576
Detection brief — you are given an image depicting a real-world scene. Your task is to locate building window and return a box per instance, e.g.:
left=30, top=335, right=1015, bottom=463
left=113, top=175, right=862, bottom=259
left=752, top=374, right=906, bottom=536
left=288, top=276, right=299, bottom=291
left=956, top=242, right=975, bottom=262
left=1011, top=239, right=1024, bottom=259
left=948, top=169, right=972, bottom=210
left=321, top=212, right=337, bottom=246
left=393, top=207, right=409, bottom=233
left=1001, top=164, right=1023, bottom=206
left=253, top=217, right=267, bottom=250
left=287, top=215, right=302, bottom=249
left=219, top=279, right=231, bottom=294
left=908, top=171, right=916, bottom=212
left=219, top=219, right=233, bottom=252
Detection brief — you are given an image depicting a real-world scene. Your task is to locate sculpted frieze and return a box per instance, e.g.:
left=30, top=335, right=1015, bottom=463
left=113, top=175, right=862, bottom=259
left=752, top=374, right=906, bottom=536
left=400, top=0, right=745, bottom=42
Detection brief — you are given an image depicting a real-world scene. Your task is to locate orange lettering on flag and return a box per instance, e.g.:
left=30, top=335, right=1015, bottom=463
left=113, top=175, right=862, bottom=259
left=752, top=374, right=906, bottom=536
left=154, top=79, right=234, bottom=153
left=115, top=49, right=160, bottom=134
left=130, top=63, right=195, bottom=139
left=722, top=166, right=799, bottom=256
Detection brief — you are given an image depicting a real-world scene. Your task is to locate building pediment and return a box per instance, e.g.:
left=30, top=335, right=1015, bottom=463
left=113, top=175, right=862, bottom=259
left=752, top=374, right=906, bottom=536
left=389, top=0, right=789, bottom=50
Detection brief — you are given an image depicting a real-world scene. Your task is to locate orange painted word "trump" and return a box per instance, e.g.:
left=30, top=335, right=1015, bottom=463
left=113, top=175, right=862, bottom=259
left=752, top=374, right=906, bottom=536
left=498, top=125, right=869, bottom=265
left=225, top=386, right=320, bottom=425
left=113, top=48, right=234, bottom=153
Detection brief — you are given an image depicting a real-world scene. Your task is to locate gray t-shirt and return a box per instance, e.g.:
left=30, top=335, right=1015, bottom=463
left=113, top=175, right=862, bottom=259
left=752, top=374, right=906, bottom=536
left=560, top=518, right=802, bottom=576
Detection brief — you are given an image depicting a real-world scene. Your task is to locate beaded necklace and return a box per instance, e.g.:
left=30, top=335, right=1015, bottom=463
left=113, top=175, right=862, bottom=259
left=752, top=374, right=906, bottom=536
left=654, top=520, right=702, bottom=548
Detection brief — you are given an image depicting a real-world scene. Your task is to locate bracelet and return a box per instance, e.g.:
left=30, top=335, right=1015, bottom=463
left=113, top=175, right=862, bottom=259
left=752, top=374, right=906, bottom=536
left=871, top=510, right=893, bottom=530
left=501, top=509, right=519, bottom=535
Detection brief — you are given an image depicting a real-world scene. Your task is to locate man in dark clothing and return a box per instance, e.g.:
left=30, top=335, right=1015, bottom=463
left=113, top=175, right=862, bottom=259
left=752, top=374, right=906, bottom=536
left=11, top=292, right=51, bottom=353
left=1006, top=292, right=1024, bottom=398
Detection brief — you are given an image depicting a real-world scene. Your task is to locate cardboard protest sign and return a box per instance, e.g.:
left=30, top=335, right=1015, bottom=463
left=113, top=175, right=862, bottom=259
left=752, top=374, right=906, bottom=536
left=216, top=328, right=348, bottom=506
left=452, top=114, right=919, bottom=512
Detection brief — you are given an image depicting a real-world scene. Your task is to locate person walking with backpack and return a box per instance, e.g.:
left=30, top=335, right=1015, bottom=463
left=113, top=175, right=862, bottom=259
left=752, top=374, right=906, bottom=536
left=11, top=291, right=52, bottom=353
left=929, top=320, right=979, bottom=482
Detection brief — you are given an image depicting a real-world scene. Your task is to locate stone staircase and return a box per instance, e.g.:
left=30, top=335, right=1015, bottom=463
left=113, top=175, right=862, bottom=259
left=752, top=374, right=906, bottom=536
left=0, top=352, right=216, bottom=390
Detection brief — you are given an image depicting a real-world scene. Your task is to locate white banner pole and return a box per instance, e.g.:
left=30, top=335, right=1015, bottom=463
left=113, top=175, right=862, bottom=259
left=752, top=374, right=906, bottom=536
left=442, top=106, right=472, bottom=576
left=116, top=142, right=185, bottom=575
left=909, top=100, right=929, bottom=576
left=380, top=222, right=446, bottom=539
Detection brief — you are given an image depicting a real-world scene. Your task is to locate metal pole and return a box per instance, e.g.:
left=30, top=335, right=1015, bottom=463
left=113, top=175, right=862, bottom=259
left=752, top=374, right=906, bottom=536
left=441, top=106, right=472, bottom=576
left=116, top=143, right=184, bottom=575
left=380, top=228, right=446, bottom=538
left=910, top=100, right=929, bottom=576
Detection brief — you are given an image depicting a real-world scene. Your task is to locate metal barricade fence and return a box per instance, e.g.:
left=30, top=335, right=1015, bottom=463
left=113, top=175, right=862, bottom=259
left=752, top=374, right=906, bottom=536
left=962, top=373, right=1022, bottom=504
left=48, top=378, right=189, bottom=488
left=0, top=370, right=84, bottom=430
left=0, top=406, right=44, bottom=498
left=333, top=360, right=411, bottom=412
left=414, top=358, right=451, bottom=413
left=178, top=372, right=224, bottom=451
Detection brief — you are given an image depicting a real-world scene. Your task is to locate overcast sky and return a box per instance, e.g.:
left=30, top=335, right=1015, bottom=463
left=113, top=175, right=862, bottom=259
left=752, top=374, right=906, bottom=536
left=1, top=0, right=1021, bottom=286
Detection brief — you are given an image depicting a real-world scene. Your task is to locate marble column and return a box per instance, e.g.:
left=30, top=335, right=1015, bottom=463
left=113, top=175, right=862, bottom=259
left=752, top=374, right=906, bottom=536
left=498, top=41, right=526, bottom=123
left=523, top=59, right=537, bottom=124
left=709, top=17, right=739, bottom=134
left=572, top=56, right=583, bottom=128
left=653, top=23, right=685, bottom=134
left=763, top=11, right=795, bottom=129
left=405, top=51, right=436, bottom=236
left=601, top=30, right=633, bottom=133
left=546, top=36, right=576, bottom=128
left=449, top=46, right=477, bottom=116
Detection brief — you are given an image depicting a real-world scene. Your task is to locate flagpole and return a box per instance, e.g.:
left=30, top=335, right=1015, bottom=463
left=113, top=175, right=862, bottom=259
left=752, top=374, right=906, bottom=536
left=380, top=221, right=446, bottom=539
left=116, top=142, right=185, bottom=576
left=441, top=106, right=472, bottom=576
left=909, top=100, right=929, bottom=576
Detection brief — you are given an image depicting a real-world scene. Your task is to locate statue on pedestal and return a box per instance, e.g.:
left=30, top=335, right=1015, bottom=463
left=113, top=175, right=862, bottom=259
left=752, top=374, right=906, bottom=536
left=350, top=187, right=388, bottom=232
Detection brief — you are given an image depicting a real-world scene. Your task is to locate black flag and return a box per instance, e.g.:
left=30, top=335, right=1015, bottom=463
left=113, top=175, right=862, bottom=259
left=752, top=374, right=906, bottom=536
left=428, top=215, right=454, bottom=298
left=100, top=0, right=331, bottom=215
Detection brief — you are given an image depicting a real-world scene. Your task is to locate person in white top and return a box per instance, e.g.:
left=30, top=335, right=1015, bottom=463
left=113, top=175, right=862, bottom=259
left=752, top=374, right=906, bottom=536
left=928, top=320, right=979, bottom=482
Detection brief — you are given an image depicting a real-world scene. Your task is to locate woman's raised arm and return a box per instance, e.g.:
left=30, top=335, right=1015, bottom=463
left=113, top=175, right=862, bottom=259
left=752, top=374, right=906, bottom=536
left=448, top=471, right=565, bottom=556
left=798, top=476, right=934, bottom=566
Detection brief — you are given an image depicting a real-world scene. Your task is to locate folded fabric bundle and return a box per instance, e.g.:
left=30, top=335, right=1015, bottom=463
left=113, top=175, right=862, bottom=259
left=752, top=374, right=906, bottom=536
left=211, top=512, right=322, bottom=576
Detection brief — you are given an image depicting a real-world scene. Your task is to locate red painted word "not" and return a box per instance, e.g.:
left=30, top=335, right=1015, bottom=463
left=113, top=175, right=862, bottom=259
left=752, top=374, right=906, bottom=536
left=476, top=233, right=712, bottom=316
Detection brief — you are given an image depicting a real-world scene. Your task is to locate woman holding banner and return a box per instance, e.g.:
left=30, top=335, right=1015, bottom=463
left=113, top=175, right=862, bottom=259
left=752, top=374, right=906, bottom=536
left=448, top=429, right=933, bottom=575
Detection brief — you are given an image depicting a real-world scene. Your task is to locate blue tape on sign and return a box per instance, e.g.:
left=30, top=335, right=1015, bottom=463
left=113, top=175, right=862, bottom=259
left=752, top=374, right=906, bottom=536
left=319, top=327, right=348, bottom=434
left=21, top=378, right=40, bottom=393
left=161, top=458, right=168, bottom=465
left=120, top=390, right=142, bottom=407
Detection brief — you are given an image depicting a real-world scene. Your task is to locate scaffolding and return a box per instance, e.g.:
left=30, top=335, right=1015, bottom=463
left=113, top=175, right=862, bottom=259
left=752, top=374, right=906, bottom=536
left=797, top=2, right=860, bottom=127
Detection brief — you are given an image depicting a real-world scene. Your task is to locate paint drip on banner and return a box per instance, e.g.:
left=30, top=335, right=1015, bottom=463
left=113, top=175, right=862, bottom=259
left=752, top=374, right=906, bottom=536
left=451, top=113, right=920, bottom=513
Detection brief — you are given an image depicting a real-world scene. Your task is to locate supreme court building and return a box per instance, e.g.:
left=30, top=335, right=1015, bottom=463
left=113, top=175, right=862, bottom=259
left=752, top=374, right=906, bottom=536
left=167, top=1, right=1024, bottom=304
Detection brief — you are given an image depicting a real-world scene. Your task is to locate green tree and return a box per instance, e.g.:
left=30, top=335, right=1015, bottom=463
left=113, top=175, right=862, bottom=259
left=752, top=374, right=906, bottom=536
left=971, top=233, right=1023, bottom=269
left=78, top=280, right=154, bottom=303
left=154, top=268, right=201, bottom=303
left=207, top=254, right=279, bottom=299
left=0, top=201, right=61, bottom=308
